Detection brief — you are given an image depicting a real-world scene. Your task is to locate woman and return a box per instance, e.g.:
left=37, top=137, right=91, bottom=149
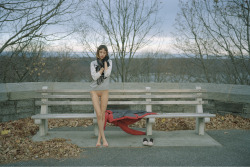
left=90, top=45, right=112, bottom=147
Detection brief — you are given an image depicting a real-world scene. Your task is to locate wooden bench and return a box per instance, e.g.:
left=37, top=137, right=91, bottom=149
left=31, top=86, right=215, bottom=136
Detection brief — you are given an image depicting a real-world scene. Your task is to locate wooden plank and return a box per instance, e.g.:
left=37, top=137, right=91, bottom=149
left=36, top=100, right=207, bottom=106
left=31, top=113, right=215, bottom=119
left=145, top=113, right=215, bottom=118
left=37, top=89, right=148, bottom=93
left=35, top=94, right=202, bottom=99
left=40, top=90, right=87, bottom=93
left=146, top=89, right=206, bottom=93
left=37, top=89, right=90, bottom=93
left=110, top=89, right=207, bottom=93
left=109, top=94, right=202, bottom=99
left=106, top=101, right=207, bottom=105
left=36, top=101, right=93, bottom=105
left=36, top=95, right=91, bottom=99
left=37, top=89, right=207, bottom=93
left=32, top=113, right=96, bottom=119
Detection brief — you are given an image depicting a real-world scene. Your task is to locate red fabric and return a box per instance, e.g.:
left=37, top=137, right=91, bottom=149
left=104, top=110, right=157, bottom=135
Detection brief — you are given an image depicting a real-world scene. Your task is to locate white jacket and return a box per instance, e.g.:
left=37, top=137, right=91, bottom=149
left=90, top=60, right=112, bottom=90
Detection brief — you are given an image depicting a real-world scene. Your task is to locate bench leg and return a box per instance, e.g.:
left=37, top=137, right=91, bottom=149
left=196, top=118, right=205, bottom=135
left=146, top=118, right=155, bottom=136
left=39, top=119, right=48, bottom=136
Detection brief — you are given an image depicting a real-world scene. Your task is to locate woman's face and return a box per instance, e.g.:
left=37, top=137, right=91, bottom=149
left=99, top=48, right=107, bottom=60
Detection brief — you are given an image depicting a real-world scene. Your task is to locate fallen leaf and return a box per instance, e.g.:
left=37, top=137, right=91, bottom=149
left=1, top=130, right=10, bottom=135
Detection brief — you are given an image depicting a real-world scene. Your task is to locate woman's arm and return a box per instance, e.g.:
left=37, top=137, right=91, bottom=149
left=90, top=61, right=103, bottom=81
left=104, top=60, right=112, bottom=78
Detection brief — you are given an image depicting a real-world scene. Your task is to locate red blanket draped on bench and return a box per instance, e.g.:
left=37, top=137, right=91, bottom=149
left=104, top=110, right=157, bottom=135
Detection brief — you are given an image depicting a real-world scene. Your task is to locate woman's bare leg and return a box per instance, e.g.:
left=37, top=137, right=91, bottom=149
left=100, top=90, right=109, bottom=146
left=90, top=90, right=107, bottom=147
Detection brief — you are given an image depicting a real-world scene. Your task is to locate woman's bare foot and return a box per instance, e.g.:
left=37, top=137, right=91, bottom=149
left=103, top=141, right=109, bottom=147
left=96, top=142, right=101, bottom=147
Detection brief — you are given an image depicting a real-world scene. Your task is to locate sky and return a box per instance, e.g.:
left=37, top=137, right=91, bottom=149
left=140, top=0, right=182, bottom=53
left=47, top=0, right=183, bottom=54
left=0, top=0, right=184, bottom=54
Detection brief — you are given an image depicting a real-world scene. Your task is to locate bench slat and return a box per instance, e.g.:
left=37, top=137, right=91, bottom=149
left=37, top=89, right=206, bottom=93
left=35, top=100, right=207, bottom=105
left=36, top=101, right=93, bottom=105
left=145, top=113, right=215, bottom=118
left=114, top=94, right=202, bottom=98
left=37, top=95, right=91, bottom=98
left=108, top=101, right=207, bottom=105
left=37, top=89, right=90, bottom=93
left=109, top=89, right=206, bottom=93
left=31, top=113, right=215, bottom=119
left=32, top=113, right=96, bottom=119
left=36, top=94, right=202, bottom=99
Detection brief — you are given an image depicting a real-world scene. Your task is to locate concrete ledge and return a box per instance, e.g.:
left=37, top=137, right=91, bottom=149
left=32, top=126, right=221, bottom=147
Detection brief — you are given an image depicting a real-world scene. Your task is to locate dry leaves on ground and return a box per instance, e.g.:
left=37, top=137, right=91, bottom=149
left=130, top=114, right=250, bottom=131
left=0, top=118, right=82, bottom=164
left=206, top=114, right=250, bottom=130
left=48, top=118, right=93, bottom=129
left=0, top=114, right=250, bottom=164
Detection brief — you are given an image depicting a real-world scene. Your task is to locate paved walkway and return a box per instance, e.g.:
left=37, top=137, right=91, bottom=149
left=32, top=126, right=221, bottom=147
left=2, top=128, right=250, bottom=166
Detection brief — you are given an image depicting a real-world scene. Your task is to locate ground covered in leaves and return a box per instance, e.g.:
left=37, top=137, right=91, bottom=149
left=0, top=114, right=250, bottom=164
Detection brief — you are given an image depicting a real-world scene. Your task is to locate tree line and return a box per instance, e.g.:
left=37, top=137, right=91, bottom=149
left=0, top=0, right=249, bottom=85
left=1, top=49, right=248, bottom=84
left=174, top=0, right=250, bottom=85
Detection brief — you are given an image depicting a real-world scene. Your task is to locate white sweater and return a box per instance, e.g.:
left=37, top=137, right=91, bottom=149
left=90, top=60, right=112, bottom=90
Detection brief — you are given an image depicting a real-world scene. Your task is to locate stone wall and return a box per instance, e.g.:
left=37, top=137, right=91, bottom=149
left=0, top=82, right=249, bottom=122
left=0, top=99, right=40, bottom=122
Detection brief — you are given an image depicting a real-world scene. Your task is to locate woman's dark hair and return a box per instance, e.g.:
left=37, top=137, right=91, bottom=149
left=96, top=45, right=108, bottom=59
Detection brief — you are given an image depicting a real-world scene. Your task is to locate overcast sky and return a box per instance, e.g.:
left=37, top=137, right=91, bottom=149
left=47, top=0, right=185, bottom=54
left=144, top=0, right=183, bottom=53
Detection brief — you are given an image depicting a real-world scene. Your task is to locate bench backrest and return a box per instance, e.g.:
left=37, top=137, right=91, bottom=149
left=36, top=86, right=207, bottom=114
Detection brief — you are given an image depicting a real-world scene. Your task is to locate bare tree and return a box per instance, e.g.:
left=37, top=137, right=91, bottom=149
left=173, top=0, right=216, bottom=83
left=0, top=39, right=46, bottom=82
left=79, top=0, right=159, bottom=82
left=174, top=0, right=250, bottom=85
left=0, top=0, right=84, bottom=54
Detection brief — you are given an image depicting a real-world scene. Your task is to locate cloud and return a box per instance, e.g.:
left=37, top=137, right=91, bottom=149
left=138, top=36, right=176, bottom=53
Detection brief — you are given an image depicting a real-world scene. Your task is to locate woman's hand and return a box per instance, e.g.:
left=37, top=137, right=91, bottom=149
left=104, top=61, right=108, bottom=70
left=99, top=67, right=104, bottom=74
